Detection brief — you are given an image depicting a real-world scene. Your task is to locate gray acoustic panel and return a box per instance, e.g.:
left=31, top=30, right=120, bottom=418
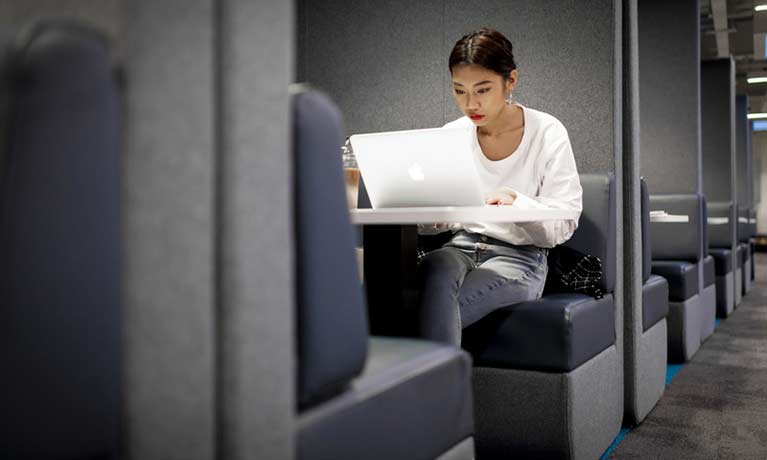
left=297, top=0, right=444, bottom=134
left=702, top=59, right=735, bottom=203
left=638, top=0, right=700, bottom=195
left=736, top=95, right=751, bottom=207
left=444, top=0, right=616, bottom=174
left=217, top=1, right=295, bottom=459
left=0, top=0, right=123, bottom=55
left=123, top=2, right=215, bottom=459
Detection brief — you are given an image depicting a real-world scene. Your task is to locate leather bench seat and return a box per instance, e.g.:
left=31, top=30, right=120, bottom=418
left=651, top=261, right=699, bottom=302
left=642, top=274, right=669, bottom=331
left=461, top=293, right=615, bottom=373
left=703, top=255, right=715, bottom=287
left=738, top=243, right=748, bottom=266
left=299, top=337, right=473, bottom=460
left=709, top=248, right=732, bottom=276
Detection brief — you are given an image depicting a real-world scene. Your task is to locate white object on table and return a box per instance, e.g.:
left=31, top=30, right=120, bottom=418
left=350, top=206, right=578, bottom=225
left=707, top=217, right=729, bottom=225
left=649, top=213, right=689, bottom=223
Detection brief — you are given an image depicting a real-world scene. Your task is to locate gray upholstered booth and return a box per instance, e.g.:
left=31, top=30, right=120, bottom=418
left=648, top=194, right=705, bottom=362
left=461, top=174, right=621, bottom=460
left=708, top=202, right=737, bottom=317
left=738, top=206, right=753, bottom=295
left=750, top=208, right=756, bottom=283
left=293, top=89, right=475, bottom=460
left=0, top=21, right=121, bottom=459
left=622, top=177, right=668, bottom=425
left=700, top=197, right=716, bottom=343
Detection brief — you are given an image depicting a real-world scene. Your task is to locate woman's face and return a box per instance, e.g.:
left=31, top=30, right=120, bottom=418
left=451, top=64, right=516, bottom=126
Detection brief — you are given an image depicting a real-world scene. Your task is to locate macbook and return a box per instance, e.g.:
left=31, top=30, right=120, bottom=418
left=350, top=127, right=484, bottom=208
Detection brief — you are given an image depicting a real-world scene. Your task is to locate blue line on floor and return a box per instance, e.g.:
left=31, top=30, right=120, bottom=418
left=715, top=318, right=722, bottom=327
left=599, top=427, right=630, bottom=459
left=666, top=363, right=684, bottom=384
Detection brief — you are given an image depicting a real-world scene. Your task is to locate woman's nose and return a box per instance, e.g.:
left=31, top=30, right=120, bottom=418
left=466, top=95, right=480, bottom=109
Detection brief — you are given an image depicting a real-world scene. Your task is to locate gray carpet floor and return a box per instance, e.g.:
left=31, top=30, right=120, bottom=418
left=609, top=253, right=767, bottom=459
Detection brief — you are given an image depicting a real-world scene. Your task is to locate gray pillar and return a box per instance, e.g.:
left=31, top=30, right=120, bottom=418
left=702, top=59, right=736, bottom=204
left=216, top=0, right=295, bottom=459
left=123, top=2, right=216, bottom=459
left=638, top=0, right=701, bottom=195
left=736, top=95, right=752, bottom=208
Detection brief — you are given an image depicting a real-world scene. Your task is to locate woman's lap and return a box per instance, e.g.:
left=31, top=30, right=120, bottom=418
left=417, top=232, right=548, bottom=340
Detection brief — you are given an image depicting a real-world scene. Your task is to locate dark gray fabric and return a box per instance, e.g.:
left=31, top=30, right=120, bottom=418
left=293, top=90, right=368, bottom=409
left=709, top=248, right=733, bottom=276
left=666, top=295, right=702, bottom=363
left=716, top=272, right=735, bottom=318
left=738, top=243, right=748, bottom=267
left=565, top=174, right=617, bottom=292
left=641, top=177, right=652, bottom=283
left=0, top=21, right=120, bottom=459
left=751, top=241, right=756, bottom=282
left=642, top=275, right=669, bottom=332
left=472, top=345, right=622, bottom=460
left=462, top=293, right=615, bottom=372
left=297, top=337, right=474, bottom=460
left=707, top=201, right=735, bottom=248
left=651, top=261, right=699, bottom=301
left=703, top=255, right=715, bottom=287
left=738, top=206, right=750, bottom=243
left=648, top=194, right=704, bottom=262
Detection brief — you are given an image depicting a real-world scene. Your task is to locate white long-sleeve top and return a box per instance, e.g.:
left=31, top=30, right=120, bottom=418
left=422, top=105, right=582, bottom=248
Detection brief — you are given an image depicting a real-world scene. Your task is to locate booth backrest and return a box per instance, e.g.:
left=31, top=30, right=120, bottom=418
left=641, top=177, right=651, bottom=283
left=738, top=205, right=751, bottom=243
left=707, top=201, right=734, bottom=248
left=293, top=89, right=368, bottom=410
left=0, top=21, right=121, bottom=459
left=649, top=194, right=704, bottom=262
left=564, top=174, right=616, bottom=293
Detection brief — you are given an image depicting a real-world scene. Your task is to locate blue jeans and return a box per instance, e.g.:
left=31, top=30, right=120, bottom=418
left=416, top=230, right=548, bottom=345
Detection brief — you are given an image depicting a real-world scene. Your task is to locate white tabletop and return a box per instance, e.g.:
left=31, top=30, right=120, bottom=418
left=349, top=206, right=578, bottom=225
left=707, top=217, right=729, bottom=225
left=650, top=214, right=689, bottom=223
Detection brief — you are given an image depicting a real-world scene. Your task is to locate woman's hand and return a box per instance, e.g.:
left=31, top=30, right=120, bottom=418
left=485, top=189, right=517, bottom=206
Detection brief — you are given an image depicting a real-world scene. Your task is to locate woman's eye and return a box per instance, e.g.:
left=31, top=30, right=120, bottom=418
left=454, top=89, right=465, bottom=95
left=477, top=88, right=490, bottom=94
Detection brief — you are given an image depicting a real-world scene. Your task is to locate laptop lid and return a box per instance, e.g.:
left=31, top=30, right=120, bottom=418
left=350, top=127, right=484, bottom=208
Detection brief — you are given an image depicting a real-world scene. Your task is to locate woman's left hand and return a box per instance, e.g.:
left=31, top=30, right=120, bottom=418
left=485, top=189, right=517, bottom=206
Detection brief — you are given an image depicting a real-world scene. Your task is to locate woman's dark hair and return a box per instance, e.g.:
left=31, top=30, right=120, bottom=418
left=448, top=28, right=516, bottom=79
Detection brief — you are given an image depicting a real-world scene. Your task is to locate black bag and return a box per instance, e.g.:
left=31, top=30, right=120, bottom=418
left=543, top=245, right=604, bottom=299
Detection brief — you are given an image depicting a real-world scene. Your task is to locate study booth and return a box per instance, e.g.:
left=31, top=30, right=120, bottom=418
left=638, top=0, right=713, bottom=367
left=297, top=1, right=627, bottom=458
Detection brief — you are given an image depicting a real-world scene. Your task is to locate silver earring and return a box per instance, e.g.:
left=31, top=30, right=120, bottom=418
left=505, top=92, right=514, bottom=105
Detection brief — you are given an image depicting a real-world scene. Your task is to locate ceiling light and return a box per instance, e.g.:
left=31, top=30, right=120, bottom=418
left=756, top=5, right=767, bottom=11
left=747, top=113, right=767, bottom=119
left=747, top=77, right=767, bottom=84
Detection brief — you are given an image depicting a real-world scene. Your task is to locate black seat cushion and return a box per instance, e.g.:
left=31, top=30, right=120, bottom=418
left=298, top=337, right=473, bottom=460
left=738, top=243, right=748, bottom=266
left=461, top=293, right=615, bottom=372
left=651, top=261, right=699, bottom=301
left=642, top=275, right=669, bottom=331
left=709, top=248, right=732, bottom=275
left=703, top=255, right=715, bottom=287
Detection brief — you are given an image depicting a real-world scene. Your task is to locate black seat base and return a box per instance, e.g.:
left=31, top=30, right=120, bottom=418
left=462, top=293, right=615, bottom=373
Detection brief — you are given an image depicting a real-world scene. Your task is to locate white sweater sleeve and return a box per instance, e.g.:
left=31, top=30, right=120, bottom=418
left=492, top=127, right=583, bottom=248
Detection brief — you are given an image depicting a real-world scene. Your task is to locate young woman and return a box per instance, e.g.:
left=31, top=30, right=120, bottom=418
left=417, top=28, right=583, bottom=345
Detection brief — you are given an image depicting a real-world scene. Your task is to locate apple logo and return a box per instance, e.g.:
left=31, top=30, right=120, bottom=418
left=408, top=163, right=425, bottom=181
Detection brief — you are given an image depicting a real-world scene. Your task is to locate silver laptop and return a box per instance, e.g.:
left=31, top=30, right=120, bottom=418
left=350, top=127, right=484, bottom=208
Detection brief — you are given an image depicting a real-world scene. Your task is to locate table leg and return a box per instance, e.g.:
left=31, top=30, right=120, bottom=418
left=362, top=224, right=419, bottom=337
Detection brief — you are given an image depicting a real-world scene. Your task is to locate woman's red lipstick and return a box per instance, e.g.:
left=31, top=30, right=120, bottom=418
left=469, top=114, right=485, bottom=121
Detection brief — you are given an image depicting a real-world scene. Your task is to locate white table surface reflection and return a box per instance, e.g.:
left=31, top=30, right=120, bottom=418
left=350, top=206, right=579, bottom=225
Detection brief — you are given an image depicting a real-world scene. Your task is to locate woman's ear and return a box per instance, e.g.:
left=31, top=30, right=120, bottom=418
left=507, top=69, right=518, bottom=92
